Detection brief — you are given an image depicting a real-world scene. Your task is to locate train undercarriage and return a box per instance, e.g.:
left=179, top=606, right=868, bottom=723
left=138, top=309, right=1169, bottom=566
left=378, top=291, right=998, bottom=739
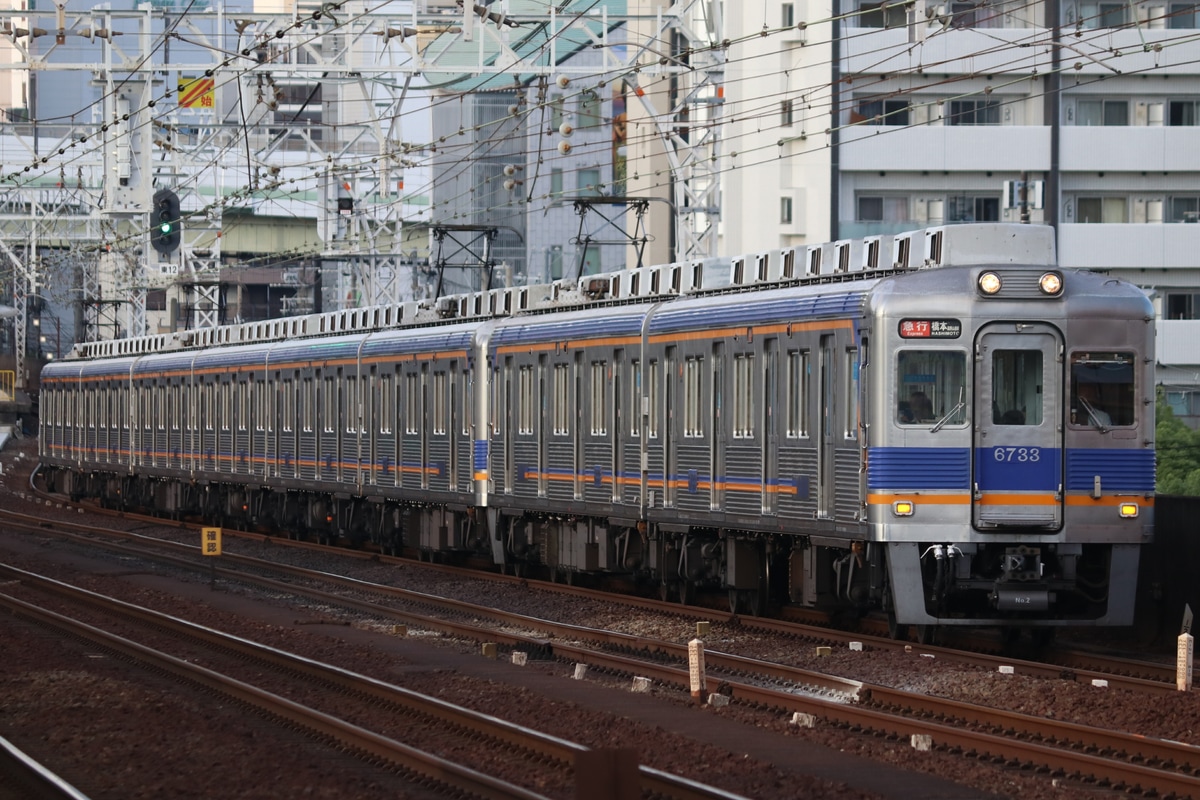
left=42, top=467, right=1131, bottom=633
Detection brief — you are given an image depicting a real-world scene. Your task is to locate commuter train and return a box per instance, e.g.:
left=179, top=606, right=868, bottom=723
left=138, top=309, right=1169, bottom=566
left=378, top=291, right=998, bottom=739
left=38, top=224, right=1156, bottom=636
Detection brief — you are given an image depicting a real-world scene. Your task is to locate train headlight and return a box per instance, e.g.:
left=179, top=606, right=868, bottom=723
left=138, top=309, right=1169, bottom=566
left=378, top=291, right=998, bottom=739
left=978, top=272, right=1002, bottom=295
left=1039, top=272, right=1064, bottom=296
left=1118, top=502, right=1139, bottom=518
left=892, top=500, right=914, bottom=516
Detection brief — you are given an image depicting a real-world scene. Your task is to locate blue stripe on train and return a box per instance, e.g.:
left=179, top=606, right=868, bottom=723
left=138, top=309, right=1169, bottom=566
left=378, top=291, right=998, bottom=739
left=868, top=446, right=1155, bottom=493
left=867, top=447, right=971, bottom=490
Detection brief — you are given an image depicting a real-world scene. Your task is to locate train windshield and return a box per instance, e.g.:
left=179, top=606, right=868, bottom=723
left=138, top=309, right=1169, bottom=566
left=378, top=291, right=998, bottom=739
left=896, top=350, right=967, bottom=426
left=1071, top=352, right=1135, bottom=428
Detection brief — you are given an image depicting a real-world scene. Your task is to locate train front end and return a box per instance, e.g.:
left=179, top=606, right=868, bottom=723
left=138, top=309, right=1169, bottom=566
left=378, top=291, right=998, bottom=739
left=867, top=225, right=1155, bottom=628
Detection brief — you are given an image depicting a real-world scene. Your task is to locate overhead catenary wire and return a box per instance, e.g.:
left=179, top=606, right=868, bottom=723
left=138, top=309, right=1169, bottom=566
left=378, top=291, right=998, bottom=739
left=3, top=0, right=1197, bottom=274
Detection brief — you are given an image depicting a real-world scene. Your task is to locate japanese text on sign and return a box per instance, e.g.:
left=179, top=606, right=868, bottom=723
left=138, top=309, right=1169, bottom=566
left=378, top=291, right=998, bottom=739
left=201, top=527, right=222, bottom=556
left=899, top=318, right=962, bottom=339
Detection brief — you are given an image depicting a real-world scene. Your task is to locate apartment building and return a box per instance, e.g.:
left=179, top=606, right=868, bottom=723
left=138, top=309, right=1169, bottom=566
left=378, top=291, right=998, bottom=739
left=723, top=0, right=1200, bottom=425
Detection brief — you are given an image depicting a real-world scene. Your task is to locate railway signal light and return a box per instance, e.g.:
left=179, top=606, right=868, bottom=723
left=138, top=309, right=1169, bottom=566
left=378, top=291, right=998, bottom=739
left=151, top=188, right=182, bottom=255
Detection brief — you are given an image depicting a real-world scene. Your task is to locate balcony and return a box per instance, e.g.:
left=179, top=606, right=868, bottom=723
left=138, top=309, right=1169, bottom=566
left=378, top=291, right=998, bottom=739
left=1058, top=222, right=1200, bottom=270
left=1158, top=319, right=1200, bottom=368
left=1060, top=126, right=1200, bottom=173
left=839, top=125, right=1051, bottom=172
left=843, top=24, right=1044, bottom=75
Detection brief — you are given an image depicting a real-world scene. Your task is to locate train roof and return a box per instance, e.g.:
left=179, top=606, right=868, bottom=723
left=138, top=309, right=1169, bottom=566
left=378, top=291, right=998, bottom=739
left=61, top=223, right=1057, bottom=363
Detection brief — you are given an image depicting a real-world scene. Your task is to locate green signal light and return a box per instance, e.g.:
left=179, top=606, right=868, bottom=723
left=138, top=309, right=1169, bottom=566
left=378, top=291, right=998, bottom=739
left=160, top=222, right=172, bottom=233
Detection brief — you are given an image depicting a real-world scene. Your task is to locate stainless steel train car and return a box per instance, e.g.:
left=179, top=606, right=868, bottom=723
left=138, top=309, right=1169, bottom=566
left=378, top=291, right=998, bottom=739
left=38, top=224, right=1155, bottom=635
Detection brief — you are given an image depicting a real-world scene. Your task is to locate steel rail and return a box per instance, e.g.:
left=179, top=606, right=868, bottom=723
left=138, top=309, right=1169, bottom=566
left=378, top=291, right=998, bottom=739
left=0, top=565, right=749, bottom=800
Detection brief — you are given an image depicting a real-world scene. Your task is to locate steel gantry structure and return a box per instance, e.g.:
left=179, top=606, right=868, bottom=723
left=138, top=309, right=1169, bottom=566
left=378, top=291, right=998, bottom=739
left=0, top=0, right=723, bottom=380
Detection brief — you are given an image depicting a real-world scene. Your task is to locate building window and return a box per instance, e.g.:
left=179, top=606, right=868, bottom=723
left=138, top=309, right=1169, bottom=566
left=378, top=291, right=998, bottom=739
left=1098, top=1, right=1128, bottom=26
left=1166, top=292, right=1200, bottom=319
left=550, top=168, right=564, bottom=203
left=549, top=95, right=565, bottom=132
left=780, top=196, right=793, bottom=224
left=858, top=0, right=907, bottom=27
left=947, top=195, right=1000, bottom=222
left=1169, top=2, right=1199, bottom=27
left=578, top=90, right=602, bottom=129
left=1077, top=196, right=1127, bottom=223
left=1170, top=197, right=1200, bottom=223
left=782, top=2, right=795, bottom=26
left=577, top=167, right=602, bottom=197
left=947, top=98, right=1000, bottom=125
left=546, top=245, right=564, bottom=281
left=1077, top=99, right=1128, bottom=126
left=855, top=98, right=910, bottom=125
left=781, top=98, right=794, bottom=127
left=1168, top=100, right=1200, bottom=125
left=859, top=195, right=909, bottom=222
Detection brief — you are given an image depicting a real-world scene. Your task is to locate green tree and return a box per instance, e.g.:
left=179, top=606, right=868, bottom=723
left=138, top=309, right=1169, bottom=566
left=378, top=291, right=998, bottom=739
left=1156, top=389, right=1200, bottom=496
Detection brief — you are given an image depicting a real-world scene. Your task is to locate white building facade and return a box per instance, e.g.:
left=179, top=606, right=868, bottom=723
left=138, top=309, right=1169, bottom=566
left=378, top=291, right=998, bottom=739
left=722, top=0, right=1200, bottom=425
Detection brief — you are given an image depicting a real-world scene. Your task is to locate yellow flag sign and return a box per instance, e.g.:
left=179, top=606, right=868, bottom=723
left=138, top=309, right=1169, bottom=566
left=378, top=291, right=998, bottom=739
left=178, top=76, right=215, bottom=109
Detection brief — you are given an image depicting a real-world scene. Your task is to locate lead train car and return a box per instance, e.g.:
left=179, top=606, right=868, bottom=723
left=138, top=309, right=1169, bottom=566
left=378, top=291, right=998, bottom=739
left=39, top=224, right=1155, bottom=632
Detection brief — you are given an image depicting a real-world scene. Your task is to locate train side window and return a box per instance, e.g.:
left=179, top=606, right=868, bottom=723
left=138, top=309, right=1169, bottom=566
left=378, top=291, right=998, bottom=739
left=553, top=363, right=570, bottom=436
left=896, top=350, right=967, bottom=426
left=844, top=348, right=859, bottom=440
left=378, top=374, right=392, bottom=435
left=734, top=353, right=754, bottom=438
left=322, top=377, right=336, bottom=434
left=433, top=371, right=447, bottom=435
left=1070, top=351, right=1135, bottom=427
left=647, top=360, right=659, bottom=438
left=683, top=356, right=704, bottom=437
left=346, top=375, right=359, bottom=434
left=405, top=373, right=420, bottom=435
left=631, top=360, right=641, bottom=437
left=591, top=361, right=607, bottom=435
left=517, top=366, right=533, bottom=435
left=787, top=349, right=811, bottom=437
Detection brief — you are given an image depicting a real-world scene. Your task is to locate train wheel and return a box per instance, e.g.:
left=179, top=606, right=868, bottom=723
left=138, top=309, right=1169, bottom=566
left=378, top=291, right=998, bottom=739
left=729, top=589, right=765, bottom=617
left=915, top=625, right=937, bottom=645
left=678, top=580, right=693, bottom=606
left=886, top=608, right=910, bottom=642
left=658, top=581, right=672, bottom=602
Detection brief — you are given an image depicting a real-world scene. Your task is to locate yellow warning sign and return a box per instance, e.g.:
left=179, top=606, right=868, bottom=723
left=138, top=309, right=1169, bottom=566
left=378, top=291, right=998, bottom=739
left=201, top=527, right=222, bottom=556
left=178, top=76, right=215, bottom=109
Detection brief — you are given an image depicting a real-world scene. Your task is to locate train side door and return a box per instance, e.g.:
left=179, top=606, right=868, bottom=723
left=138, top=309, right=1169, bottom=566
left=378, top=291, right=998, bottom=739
left=973, top=323, right=1063, bottom=529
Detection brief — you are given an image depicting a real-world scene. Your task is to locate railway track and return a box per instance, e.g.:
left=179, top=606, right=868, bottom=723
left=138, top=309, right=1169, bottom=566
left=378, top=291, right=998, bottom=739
left=0, top=565, right=747, bottom=800
left=0, top=735, right=91, bottom=800
left=11, top=488, right=1190, bottom=691
left=4, top=506, right=1200, bottom=799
